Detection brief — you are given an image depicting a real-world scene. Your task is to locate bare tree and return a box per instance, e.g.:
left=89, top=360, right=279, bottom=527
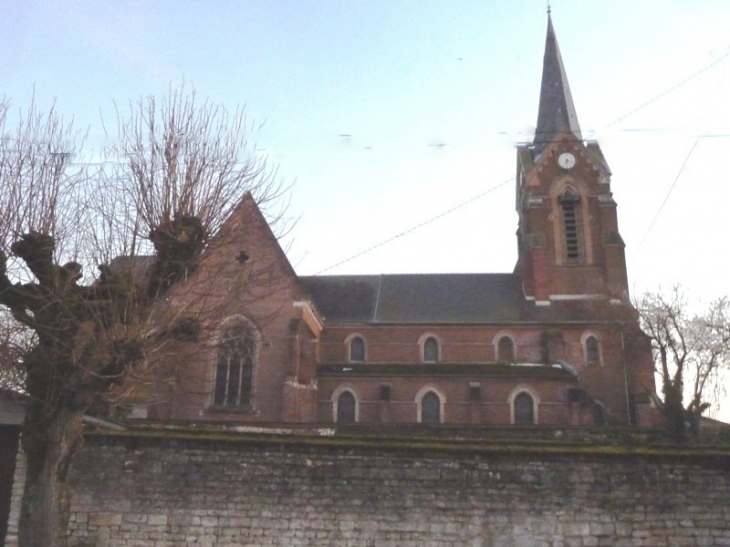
left=0, top=88, right=284, bottom=546
left=635, top=287, right=730, bottom=443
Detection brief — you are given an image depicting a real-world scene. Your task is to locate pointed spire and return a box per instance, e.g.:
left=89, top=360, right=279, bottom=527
left=534, top=14, right=582, bottom=154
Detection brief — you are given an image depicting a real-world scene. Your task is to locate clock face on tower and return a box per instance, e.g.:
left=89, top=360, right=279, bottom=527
left=558, top=152, right=576, bottom=169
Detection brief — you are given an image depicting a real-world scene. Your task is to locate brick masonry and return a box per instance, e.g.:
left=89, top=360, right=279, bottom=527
left=64, top=432, right=730, bottom=547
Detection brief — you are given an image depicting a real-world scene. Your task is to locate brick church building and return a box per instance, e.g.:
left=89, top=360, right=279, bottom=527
left=140, top=15, right=659, bottom=430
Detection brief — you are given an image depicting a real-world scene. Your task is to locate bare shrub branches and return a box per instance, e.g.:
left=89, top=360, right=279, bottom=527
left=636, top=287, right=730, bottom=440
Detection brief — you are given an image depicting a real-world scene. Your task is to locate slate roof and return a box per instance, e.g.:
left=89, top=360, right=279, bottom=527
left=299, top=274, right=520, bottom=323
left=299, top=274, right=634, bottom=325
left=534, top=14, right=582, bottom=154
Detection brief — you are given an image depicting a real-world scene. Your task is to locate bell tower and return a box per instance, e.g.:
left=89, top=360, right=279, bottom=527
left=515, top=14, right=629, bottom=304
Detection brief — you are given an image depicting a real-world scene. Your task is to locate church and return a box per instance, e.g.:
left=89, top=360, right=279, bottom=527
left=137, top=15, right=660, bottom=430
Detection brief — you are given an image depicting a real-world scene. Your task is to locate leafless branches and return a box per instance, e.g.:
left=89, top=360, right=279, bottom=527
left=0, top=86, right=289, bottom=404
left=0, top=96, right=88, bottom=268
left=0, top=87, right=291, bottom=545
left=0, top=308, right=33, bottom=392
left=109, top=84, right=284, bottom=250
left=635, top=287, right=730, bottom=440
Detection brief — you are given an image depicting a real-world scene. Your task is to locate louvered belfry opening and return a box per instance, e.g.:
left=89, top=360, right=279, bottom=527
left=559, top=188, right=582, bottom=262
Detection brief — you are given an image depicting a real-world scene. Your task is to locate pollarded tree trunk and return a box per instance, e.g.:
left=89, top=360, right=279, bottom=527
left=18, top=404, right=84, bottom=547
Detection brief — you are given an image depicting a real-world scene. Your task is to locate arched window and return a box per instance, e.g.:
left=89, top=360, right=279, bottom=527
left=513, top=392, right=535, bottom=425
left=336, top=391, right=356, bottom=423
left=497, top=336, right=515, bottom=362
left=213, top=320, right=256, bottom=407
left=423, top=336, right=439, bottom=363
left=558, top=187, right=583, bottom=262
left=585, top=335, right=600, bottom=365
left=593, top=403, right=606, bottom=426
left=349, top=336, right=365, bottom=362
left=421, top=391, right=442, bottom=424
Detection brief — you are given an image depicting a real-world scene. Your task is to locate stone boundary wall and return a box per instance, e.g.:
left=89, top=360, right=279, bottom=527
left=3, top=442, right=24, bottom=547
left=63, top=432, right=730, bottom=547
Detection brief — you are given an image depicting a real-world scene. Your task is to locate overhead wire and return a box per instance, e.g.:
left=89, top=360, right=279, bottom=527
left=593, top=48, right=730, bottom=134
left=11, top=41, right=725, bottom=273
left=610, top=48, right=730, bottom=255
left=632, top=138, right=700, bottom=257
left=316, top=44, right=730, bottom=274
left=315, top=176, right=513, bottom=274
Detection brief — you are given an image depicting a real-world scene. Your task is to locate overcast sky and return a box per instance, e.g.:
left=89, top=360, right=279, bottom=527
left=3, top=0, right=730, bottom=306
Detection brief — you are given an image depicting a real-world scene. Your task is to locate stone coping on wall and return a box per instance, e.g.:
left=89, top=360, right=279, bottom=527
left=88, top=421, right=730, bottom=458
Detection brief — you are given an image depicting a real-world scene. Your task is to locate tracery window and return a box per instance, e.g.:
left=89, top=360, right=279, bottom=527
left=213, top=320, right=256, bottom=407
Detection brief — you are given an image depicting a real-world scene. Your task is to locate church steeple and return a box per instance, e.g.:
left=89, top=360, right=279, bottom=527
left=534, top=14, right=582, bottom=154
left=514, top=13, right=629, bottom=304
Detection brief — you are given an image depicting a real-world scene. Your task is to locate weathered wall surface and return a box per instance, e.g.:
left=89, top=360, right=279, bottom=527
left=66, top=432, right=730, bottom=547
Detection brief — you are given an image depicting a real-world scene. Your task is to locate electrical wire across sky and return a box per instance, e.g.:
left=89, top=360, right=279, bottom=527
left=317, top=45, right=730, bottom=274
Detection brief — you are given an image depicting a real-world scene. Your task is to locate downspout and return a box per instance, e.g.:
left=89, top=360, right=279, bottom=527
left=372, top=275, right=383, bottom=321
left=620, top=324, right=633, bottom=426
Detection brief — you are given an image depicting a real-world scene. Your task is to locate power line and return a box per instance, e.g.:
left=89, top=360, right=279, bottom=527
left=632, top=138, right=699, bottom=257
left=631, top=132, right=730, bottom=257
left=315, top=177, right=513, bottom=274
left=591, top=48, right=730, bottom=135
left=317, top=46, right=730, bottom=273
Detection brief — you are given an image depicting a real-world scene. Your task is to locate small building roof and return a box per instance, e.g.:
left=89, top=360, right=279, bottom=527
left=0, top=389, right=27, bottom=426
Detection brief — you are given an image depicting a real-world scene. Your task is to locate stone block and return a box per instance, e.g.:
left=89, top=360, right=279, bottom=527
left=564, top=522, right=591, bottom=537
left=89, top=513, right=123, bottom=526
left=148, top=514, right=168, bottom=526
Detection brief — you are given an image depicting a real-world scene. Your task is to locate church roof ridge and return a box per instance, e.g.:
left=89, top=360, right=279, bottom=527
left=300, top=272, right=518, bottom=279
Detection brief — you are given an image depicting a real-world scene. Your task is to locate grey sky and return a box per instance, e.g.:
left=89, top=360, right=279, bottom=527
left=2, top=0, right=729, bottom=304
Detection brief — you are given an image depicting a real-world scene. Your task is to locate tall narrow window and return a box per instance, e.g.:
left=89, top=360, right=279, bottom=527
left=421, top=391, right=442, bottom=424
left=585, top=335, right=600, bottom=365
left=214, top=321, right=256, bottom=407
left=594, top=403, right=606, bottom=426
left=423, top=336, right=439, bottom=362
left=336, top=391, right=356, bottom=423
left=349, top=336, right=365, bottom=362
left=497, top=336, right=515, bottom=362
left=559, top=188, right=582, bottom=261
left=513, top=392, right=535, bottom=425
